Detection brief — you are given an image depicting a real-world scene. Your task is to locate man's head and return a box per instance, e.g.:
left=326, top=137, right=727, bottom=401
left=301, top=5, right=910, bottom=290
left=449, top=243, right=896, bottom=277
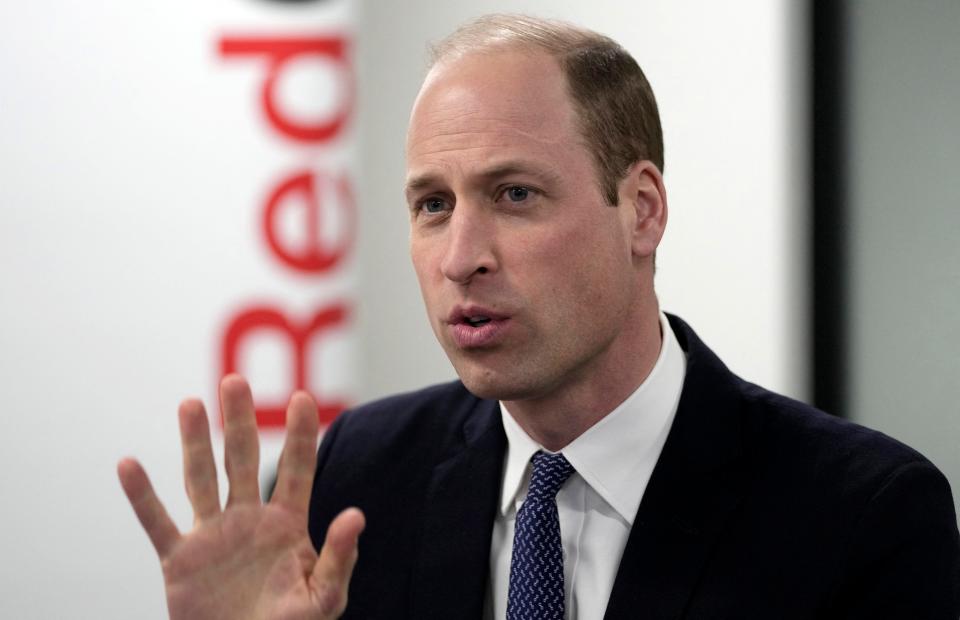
left=405, top=15, right=667, bottom=416
left=429, top=14, right=664, bottom=206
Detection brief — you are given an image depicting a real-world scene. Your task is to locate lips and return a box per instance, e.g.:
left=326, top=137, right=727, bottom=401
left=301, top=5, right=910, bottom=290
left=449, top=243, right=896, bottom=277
left=446, top=305, right=509, bottom=349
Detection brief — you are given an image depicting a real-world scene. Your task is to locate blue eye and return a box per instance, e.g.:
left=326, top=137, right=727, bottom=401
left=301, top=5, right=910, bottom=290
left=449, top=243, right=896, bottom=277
left=421, top=198, right=447, bottom=214
left=505, top=186, right=530, bottom=202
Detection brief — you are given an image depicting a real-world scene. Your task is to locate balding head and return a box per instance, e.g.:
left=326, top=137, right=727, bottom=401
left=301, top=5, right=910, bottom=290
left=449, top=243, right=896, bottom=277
left=426, top=14, right=664, bottom=206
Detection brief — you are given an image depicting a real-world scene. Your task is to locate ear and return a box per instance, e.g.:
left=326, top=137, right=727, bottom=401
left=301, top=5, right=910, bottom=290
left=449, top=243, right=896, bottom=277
left=618, top=160, right=667, bottom=260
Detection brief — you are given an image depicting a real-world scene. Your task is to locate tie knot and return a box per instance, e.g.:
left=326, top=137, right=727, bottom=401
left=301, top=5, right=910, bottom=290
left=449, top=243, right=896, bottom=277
left=527, top=451, right=575, bottom=502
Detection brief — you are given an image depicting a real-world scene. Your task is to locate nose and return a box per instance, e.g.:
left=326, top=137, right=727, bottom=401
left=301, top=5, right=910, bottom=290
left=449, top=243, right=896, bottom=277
left=439, top=205, right=497, bottom=284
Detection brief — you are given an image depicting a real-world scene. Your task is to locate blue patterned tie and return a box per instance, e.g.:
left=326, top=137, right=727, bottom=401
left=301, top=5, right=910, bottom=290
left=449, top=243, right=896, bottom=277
left=507, top=451, right=576, bottom=620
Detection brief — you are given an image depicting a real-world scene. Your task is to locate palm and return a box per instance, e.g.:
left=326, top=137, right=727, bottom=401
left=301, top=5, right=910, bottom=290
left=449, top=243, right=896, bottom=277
left=162, top=504, right=309, bottom=619
left=119, top=376, right=364, bottom=620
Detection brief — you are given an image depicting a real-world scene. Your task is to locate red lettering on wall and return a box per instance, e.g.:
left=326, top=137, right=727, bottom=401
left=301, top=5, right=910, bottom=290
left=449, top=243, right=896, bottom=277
left=263, top=169, right=355, bottom=274
left=216, top=27, right=356, bottom=431
left=221, top=304, right=350, bottom=428
left=218, top=35, right=353, bottom=144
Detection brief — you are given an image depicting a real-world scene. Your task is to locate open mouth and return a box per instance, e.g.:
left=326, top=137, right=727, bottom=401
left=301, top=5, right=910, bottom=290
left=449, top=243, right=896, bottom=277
left=464, top=316, right=492, bottom=328
left=447, top=308, right=507, bottom=348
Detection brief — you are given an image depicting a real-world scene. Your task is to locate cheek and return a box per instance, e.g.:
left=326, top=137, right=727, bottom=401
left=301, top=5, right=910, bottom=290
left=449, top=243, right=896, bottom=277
left=410, top=236, right=440, bottom=277
left=543, top=225, right=632, bottom=309
left=514, top=229, right=595, bottom=308
left=410, top=246, right=441, bottom=310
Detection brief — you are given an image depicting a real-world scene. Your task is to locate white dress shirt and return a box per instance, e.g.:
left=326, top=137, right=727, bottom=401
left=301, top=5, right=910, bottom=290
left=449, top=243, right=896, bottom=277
left=486, top=312, right=687, bottom=620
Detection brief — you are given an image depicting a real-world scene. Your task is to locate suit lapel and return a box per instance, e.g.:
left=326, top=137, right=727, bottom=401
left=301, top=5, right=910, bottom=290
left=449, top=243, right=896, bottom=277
left=405, top=317, right=747, bottom=619
left=410, top=397, right=506, bottom=620
left=604, top=316, right=748, bottom=620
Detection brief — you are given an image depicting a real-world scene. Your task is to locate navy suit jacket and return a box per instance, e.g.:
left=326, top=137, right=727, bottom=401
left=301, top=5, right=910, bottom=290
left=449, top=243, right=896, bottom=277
left=308, top=315, right=960, bottom=619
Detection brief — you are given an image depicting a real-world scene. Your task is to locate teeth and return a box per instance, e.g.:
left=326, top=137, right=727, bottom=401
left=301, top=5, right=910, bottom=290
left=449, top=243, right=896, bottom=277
left=466, top=316, right=491, bottom=327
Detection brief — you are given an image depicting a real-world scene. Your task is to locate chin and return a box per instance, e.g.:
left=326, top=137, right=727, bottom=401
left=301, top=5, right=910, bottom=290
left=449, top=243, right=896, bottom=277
left=454, top=365, right=538, bottom=402
left=445, top=346, right=548, bottom=401
left=452, top=364, right=505, bottom=400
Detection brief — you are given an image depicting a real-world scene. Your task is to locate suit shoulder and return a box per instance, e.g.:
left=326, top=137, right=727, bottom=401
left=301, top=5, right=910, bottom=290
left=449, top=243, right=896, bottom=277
left=743, top=381, right=922, bottom=458
left=737, top=380, right=943, bottom=496
left=345, top=379, right=476, bottom=418
left=321, top=380, right=487, bottom=457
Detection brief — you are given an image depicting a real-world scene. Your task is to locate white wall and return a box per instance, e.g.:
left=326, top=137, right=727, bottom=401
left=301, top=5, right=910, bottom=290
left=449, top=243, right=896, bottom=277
left=0, top=2, right=360, bottom=618
left=0, top=1, right=807, bottom=617
left=847, top=0, right=960, bottom=517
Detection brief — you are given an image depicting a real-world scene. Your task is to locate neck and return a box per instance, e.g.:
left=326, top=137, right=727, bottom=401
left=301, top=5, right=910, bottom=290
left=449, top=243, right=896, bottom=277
left=503, top=306, right=664, bottom=452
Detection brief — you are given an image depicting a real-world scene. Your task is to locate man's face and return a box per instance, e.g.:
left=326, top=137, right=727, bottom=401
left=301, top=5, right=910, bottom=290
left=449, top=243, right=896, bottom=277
left=405, top=49, right=648, bottom=404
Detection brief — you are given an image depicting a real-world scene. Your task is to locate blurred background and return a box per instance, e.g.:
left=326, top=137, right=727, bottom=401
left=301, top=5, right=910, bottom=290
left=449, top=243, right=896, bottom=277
left=0, top=1, right=956, bottom=617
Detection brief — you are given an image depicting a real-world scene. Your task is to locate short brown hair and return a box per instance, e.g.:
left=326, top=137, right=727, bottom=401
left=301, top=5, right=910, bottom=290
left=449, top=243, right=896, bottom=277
left=429, top=14, right=664, bottom=206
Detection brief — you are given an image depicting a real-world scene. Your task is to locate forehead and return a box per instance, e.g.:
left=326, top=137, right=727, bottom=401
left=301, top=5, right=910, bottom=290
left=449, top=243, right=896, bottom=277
left=405, top=49, right=585, bottom=184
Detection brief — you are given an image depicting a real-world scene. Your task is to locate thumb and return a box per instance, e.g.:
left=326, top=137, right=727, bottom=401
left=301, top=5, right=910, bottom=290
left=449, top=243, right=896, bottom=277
left=311, top=507, right=366, bottom=616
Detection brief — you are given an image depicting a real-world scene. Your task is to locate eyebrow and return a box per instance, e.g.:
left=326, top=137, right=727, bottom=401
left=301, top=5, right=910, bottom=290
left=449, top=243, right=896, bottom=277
left=404, top=160, right=563, bottom=198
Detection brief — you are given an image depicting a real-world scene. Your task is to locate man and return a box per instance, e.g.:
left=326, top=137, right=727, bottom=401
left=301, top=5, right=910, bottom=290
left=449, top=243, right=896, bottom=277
left=119, top=14, right=960, bottom=619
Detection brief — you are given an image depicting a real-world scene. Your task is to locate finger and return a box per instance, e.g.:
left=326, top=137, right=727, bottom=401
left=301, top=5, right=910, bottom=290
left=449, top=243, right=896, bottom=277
left=270, top=391, right=320, bottom=514
left=311, top=508, right=366, bottom=616
left=178, top=399, right=221, bottom=521
left=220, top=374, right=260, bottom=506
left=117, top=457, right=181, bottom=558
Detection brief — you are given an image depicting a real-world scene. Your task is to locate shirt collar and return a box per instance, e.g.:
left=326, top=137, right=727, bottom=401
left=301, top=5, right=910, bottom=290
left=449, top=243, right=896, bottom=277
left=498, top=312, right=687, bottom=524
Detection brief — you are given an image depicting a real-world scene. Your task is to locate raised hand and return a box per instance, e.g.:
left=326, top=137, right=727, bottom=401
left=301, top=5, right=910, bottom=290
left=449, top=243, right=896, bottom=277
left=118, top=375, right=364, bottom=619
